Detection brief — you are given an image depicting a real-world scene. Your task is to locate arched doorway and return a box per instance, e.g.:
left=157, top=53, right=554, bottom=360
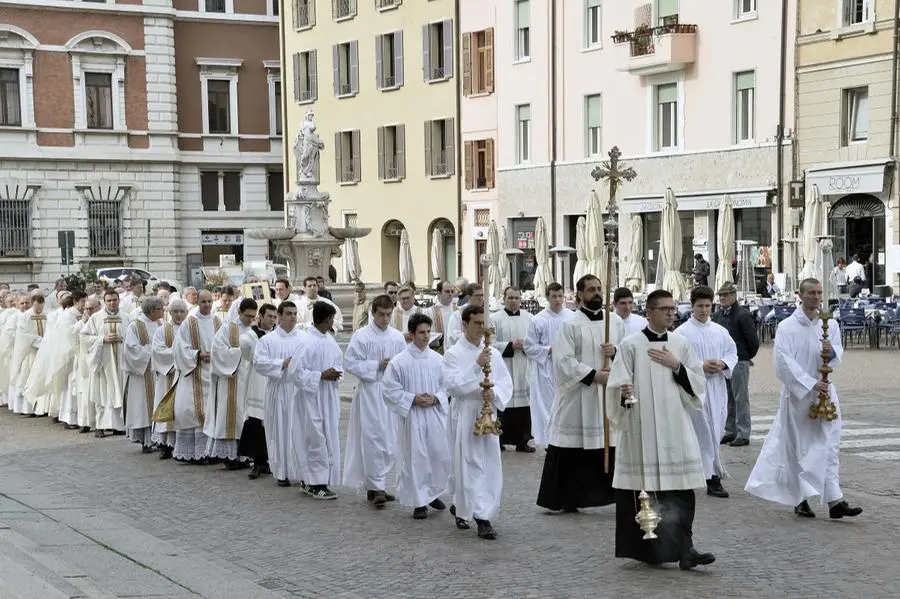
left=829, top=194, right=886, bottom=285
left=381, top=219, right=405, bottom=284
left=428, top=218, right=456, bottom=284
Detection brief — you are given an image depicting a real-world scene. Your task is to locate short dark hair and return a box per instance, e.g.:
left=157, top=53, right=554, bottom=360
left=239, top=298, right=258, bottom=313
left=436, top=280, right=450, bottom=293
left=275, top=278, right=291, bottom=288
left=258, top=303, right=276, bottom=318
left=408, top=312, right=432, bottom=334
left=303, top=276, right=317, bottom=286
left=371, top=294, right=394, bottom=313
left=546, top=282, right=563, bottom=296
left=397, top=286, right=414, bottom=298
left=103, top=290, right=119, bottom=301
left=690, top=285, right=714, bottom=305
left=503, top=286, right=520, bottom=298
left=461, top=304, right=484, bottom=323
left=312, top=300, right=336, bottom=325
left=32, top=294, right=44, bottom=304
left=27, top=283, right=39, bottom=291
left=646, top=289, right=673, bottom=310
left=70, top=290, right=87, bottom=303
left=465, top=283, right=482, bottom=297
left=61, top=295, right=75, bottom=309
left=613, top=287, right=633, bottom=304
left=222, top=285, right=236, bottom=298
left=576, top=274, right=600, bottom=293
left=799, top=278, right=821, bottom=293
left=277, top=300, right=296, bottom=315
left=694, top=253, right=703, bottom=260
left=384, top=281, right=399, bottom=291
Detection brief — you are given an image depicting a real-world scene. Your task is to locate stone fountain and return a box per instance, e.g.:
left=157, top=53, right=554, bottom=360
left=246, top=109, right=371, bottom=287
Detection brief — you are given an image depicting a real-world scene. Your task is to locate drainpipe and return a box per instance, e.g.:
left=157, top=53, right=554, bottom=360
left=455, top=0, right=464, bottom=278
left=548, top=0, right=559, bottom=273
left=775, top=0, right=789, bottom=272
left=890, top=0, right=900, bottom=290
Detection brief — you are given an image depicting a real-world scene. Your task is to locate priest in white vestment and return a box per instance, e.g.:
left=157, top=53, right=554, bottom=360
left=0, top=294, right=17, bottom=408
left=607, top=289, right=714, bottom=570
left=75, top=298, right=101, bottom=431
left=205, top=298, right=258, bottom=465
left=24, top=291, right=70, bottom=418
left=46, top=293, right=87, bottom=428
left=271, top=279, right=302, bottom=308
left=443, top=304, right=512, bottom=540
left=523, top=283, right=572, bottom=448
left=537, top=276, right=624, bottom=512
left=445, top=284, right=484, bottom=351
left=343, top=294, right=407, bottom=506
left=390, top=287, right=422, bottom=342
left=425, top=280, right=456, bottom=354
left=296, top=277, right=342, bottom=334
left=383, top=312, right=451, bottom=518
left=172, top=290, right=220, bottom=461
left=285, top=301, right=343, bottom=499
left=83, top=290, right=132, bottom=435
left=241, top=303, right=278, bottom=479
left=253, top=301, right=307, bottom=486
left=490, top=286, right=533, bottom=451
left=676, top=286, right=738, bottom=499
left=1, top=295, right=27, bottom=413
left=151, top=299, right=188, bottom=459
left=613, top=287, right=649, bottom=336
left=745, top=278, right=862, bottom=520
left=123, top=297, right=165, bottom=450
left=12, top=294, right=48, bottom=415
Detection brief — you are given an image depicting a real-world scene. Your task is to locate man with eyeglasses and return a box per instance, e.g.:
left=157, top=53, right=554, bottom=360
left=384, top=281, right=400, bottom=305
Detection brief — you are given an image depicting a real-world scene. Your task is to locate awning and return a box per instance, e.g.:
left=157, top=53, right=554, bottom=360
left=621, top=189, right=770, bottom=213
left=805, top=159, right=891, bottom=196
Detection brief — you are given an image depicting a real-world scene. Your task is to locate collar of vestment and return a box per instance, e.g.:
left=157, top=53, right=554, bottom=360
left=689, top=316, right=711, bottom=327
left=106, top=310, right=120, bottom=317
left=793, top=309, right=820, bottom=327
left=580, top=306, right=604, bottom=321
left=276, top=325, right=298, bottom=336
left=642, top=327, right=668, bottom=341
left=195, top=311, right=213, bottom=320
left=369, top=322, right=393, bottom=335
left=461, top=337, right=484, bottom=350
left=504, top=309, right=520, bottom=316
left=408, top=344, right=430, bottom=358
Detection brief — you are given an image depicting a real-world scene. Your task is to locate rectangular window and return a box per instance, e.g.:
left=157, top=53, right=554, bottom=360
left=273, top=79, right=282, bottom=135
left=85, top=72, right=113, bottom=130
left=200, top=171, right=220, bottom=211
left=735, top=71, right=755, bottom=142
left=423, top=20, right=453, bottom=82
left=516, top=104, right=531, bottom=163
left=474, top=208, right=490, bottom=227
left=585, top=0, right=602, bottom=47
left=377, top=124, right=406, bottom=181
left=736, top=0, right=756, bottom=17
left=585, top=94, right=602, bottom=157
left=0, top=197, right=32, bottom=257
left=335, top=130, right=361, bottom=183
left=267, top=171, right=284, bottom=211
left=655, top=83, right=677, bottom=150
left=376, top=0, right=400, bottom=8
left=293, top=0, right=316, bottom=29
left=293, top=50, right=317, bottom=102
left=424, top=118, right=455, bottom=177
left=841, top=86, right=868, bottom=144
left=222, top=172, right=241, bottom=211
left=333, top=41, right=359, bottom=97
left=87, top=200, right=121, bottom=257
left=0, top=68, right=21, bottom=127
left=333, top=0, right=356, bottom=20
left=376, top=31, right=404, bottom=90
left=462, top=29, right=494, bottom=96
left=272, top=0, right=279, bottom=15
left=207, top=79, right=231, bottom=134
left=464, top=139, right=495, bottom=190
left=205, top=0, right=226, bottom=12
left=657, top=0, right=679, bottom=25
left=843, top=0, right=873, bottom=25
left=515, top=0, right=530, bottom=60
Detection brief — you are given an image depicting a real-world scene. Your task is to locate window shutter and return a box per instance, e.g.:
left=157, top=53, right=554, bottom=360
left=442, top=20, right=454, bottom=78
left=334, top=132, right=343, bottom=182
left=309, top=0, right=316, bottom=25
left=332, top=45, right=340, bottom=96
left=394, top=32, right=404, bottom=87
left=462, top=33, right=472, bottom=95
left=658, top=83, right=677, bottom=104
left=587, top=95, right=602, bottom=127
left=463, top=140, right=474, bottom=189
left=293, top=53, right=301, bottom=101
left=444, top=118, right=455, bottom=174
left=422, top=24, right=430, bottom=81
left=350, top=41, right=359, bottom=93
left=292, top=0, right=299, bottom=28
left=351, top=130, right=361, bottom=181
left=424, top=121, right=433, bottom=175
left=309, top=50, right=318, bottom=100
left=332, top=0, right=338, bottom=18
left=375, top=35, right=384, bottom=89
left=396, top=124, right=406, bottom=179
left=484, top=28, right=494, bottom=92
left=863, top=0, right=874, bottom=21
left=485, top=138, right=495, bottom=188
left=377, top=126, right=385, bottom=180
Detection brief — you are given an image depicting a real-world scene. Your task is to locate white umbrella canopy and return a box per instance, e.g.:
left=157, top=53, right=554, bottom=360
left=660, top=188, right=688, bottom=300
left=430, top=228, right=445, bottom=283
left=399, top=228, right=415, bottom=286
left=345, top=238, right=361, bottom=282
left=816, top=238, right=838, bottom=305
left=499, top=225, right=511, bottom=290
left=532, top=217, right=553, bottom=297
left=585, top=190, right=605, bottom=283
left=800, top=184, right=825, bottom=280
left=573, top=216, right=588, bottom=288
left=486, top=220, right=503, bottom=298
left=624, top=214, right=645, bottom=292
left=714, top=195, right=735, bottom=290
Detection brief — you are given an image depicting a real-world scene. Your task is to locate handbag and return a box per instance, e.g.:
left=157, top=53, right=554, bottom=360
left=151, top=381, right=177, bottom=423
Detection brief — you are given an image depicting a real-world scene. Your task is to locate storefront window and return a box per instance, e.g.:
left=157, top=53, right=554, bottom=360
left=512, top=217, right=537, bottom=290
left=679, top=212, right=694, bottom=273
left=641, top=212, right=661, bottom=284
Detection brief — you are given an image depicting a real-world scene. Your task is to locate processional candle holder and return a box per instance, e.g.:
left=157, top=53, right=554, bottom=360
left=809, top=238, right=839, bottom=422
left=634, top=490, right=661, bottom=540
left=105, top=316, right=120, bottom=362
left=473, top=327, right=502, bottom=436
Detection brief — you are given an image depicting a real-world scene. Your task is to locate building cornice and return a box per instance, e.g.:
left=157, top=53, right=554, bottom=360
left=0, top=0, right=278, bottom=25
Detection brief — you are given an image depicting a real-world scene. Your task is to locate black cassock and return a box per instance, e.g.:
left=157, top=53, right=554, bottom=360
left=237, top=325, right=269, bottom=467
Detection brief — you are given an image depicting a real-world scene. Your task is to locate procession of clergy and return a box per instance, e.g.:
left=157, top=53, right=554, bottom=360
left=0, top=270, right=862, bottom=570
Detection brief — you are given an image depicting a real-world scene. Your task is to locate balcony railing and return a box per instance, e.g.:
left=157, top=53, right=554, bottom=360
left=299, top=88, right=314, bottom=102
left=431, top=150, right=450, bottom=176
left=612, top=18, right=698, bottom=76
left=429, top=65, right=447, bottom=81
left=341, top=162, right=357, bottom=183
left=611, top=20, right=698, bottom=57
left=376, top=0, right=399, bottom=8
left=382, top=74, right=396, bottom=88
left=339, top=82, right=353, bottom=96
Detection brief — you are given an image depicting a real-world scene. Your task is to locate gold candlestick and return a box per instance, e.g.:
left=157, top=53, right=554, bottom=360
left=473, top=327, right=502, bottom=436
left=105, top=316, right=120, bottom=362
left=808, top=310, right=838, bottom=421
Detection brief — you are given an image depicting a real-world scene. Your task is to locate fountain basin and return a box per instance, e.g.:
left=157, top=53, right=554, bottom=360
left=246, top=227, right=297, bottom=241
left=328, top=226, right=372, bottom=240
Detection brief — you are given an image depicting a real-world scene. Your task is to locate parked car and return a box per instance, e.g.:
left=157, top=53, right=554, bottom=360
left=96, top=267, right=183, bottom=292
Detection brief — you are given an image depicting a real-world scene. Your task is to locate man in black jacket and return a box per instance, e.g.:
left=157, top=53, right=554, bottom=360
left=712, top=282, right=759, bottom=447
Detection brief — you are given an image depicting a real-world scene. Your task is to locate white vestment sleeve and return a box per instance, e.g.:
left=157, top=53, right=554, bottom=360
left=553, top=322, right=594, bottom=394
left=253, top=337, right=288, bottom=381
left=344, top=333, right=380, bottom=382
left=123, top=322, right=153, bottom=376
left=721, top=331, right=739, bottom=379
left=523, top=317, right=550, bottom=365
left=442, top=349, right=485, bottom=398
left=487, top=348, right=514, bottom=411
left=606, top=341, right=635, bottom=429
left=773, top=327, right=818, bottom=400
left=81, top=315, right=106, bottom=374
left=211, top=324, right=242, bottom=378
left=676, top=342, right=706, bottom=411
left=151, top=326, right=176, bottom=378
left=382, top=358, right=415, bottom=419
left=285, top=344, right=323, bottom=393
left=173, top=318, right=200, bottom=377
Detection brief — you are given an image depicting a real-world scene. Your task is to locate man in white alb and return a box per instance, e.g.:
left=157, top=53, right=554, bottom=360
left=296, top=276, right=342, bottom=334
left=82, top=290, right=131, bottom=436
left=445, top=284, right=484, bottom=351
left=151, top=299, right=188, bottom=459
left=122, top=297, right=165, bottom=452
left=613, top=287, right=648, bottom=336
left=426, top=281, right=456, bottom=353
left=390, top=287, right=421, bottom=343
left=490, top=286, right=533, bottom=452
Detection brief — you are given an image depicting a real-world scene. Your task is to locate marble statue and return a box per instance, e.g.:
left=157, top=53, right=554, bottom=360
left=294, top=109, right=324, bottom=183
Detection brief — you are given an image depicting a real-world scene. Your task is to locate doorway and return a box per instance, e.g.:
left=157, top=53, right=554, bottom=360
left=829, top=194, right=886, bottom=286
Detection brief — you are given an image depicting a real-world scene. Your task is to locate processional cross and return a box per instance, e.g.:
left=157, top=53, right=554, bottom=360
left=590, top=146, right=638, bottom=210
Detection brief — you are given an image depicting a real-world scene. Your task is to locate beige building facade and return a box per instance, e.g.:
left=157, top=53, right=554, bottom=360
left=281, top=0, right=459, bottom=286
left=796, top=0, right=898, bottom=292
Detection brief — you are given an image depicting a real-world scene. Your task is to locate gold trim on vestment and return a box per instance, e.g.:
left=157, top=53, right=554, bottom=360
left=134, top=320, right=156, bottom=421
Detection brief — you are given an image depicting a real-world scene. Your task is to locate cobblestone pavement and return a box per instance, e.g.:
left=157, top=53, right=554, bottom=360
left=1, top=343, right=899, bottom=599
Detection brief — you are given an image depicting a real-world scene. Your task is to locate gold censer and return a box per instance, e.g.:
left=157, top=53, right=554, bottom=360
left=634, top=491, right=661, bottom=540
left=808, top=312, right=838, bottom=421
left=473, top=327, right=502, bottom=436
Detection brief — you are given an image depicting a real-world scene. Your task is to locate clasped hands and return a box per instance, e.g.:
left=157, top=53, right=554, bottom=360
left=103, top=333, right=122, bottom=344
left=320, top=367, right=342, bottom=381
left=702, top=359, right=726, bottom=374
left=414, top=393, right=438, bottom=407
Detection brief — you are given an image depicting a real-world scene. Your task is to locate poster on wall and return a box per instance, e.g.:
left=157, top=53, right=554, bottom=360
left=517, top=231, right=535, bottom=250
left=219, top=254, right=237, bottom=268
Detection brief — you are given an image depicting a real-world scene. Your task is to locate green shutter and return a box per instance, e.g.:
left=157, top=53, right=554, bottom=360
left=657, top=83, right=677, bottom=104
left=736, top=71, right=755, bottom=90
left=658, top=0, right=678, bottom=17
left=517, top=0, right=530, bottom=27
left=587, top=95, right=602, bottom=127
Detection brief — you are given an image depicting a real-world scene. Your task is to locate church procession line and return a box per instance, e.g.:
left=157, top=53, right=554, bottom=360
left=750, top=414, right=900, bottom=462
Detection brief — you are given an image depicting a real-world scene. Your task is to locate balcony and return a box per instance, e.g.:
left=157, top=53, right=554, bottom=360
left=612, top=20, right=697, bottom=77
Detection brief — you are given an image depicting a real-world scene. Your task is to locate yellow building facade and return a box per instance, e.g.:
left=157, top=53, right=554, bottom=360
left=796, top=0, right=898, bottom=291
left=280, top=0, right=460, bottom=286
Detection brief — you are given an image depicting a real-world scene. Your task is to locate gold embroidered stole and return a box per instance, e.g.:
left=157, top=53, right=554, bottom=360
left=104, top=314, right=121, bottom=363
left=188, top=316, right=221, bottom=426
left=133, top=320, right=156, bottom=418
left=163, top=324, right=175, bottom=388
left=224, top=322, right=240, bottom=440
left=31, top=314, right=47, bottom=337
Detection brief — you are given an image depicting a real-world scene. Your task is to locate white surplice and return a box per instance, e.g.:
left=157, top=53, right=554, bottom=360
left=24, top=309, right=62, bottom=416
left=0, top=308, right=19, bottom=408
left=122, top=314, right=161, bottom=446
left=52, top=308, right=84, bottom=426
left=443, top=338, right=513, bottom=521
left=607, top=330, right=707, bottom=491
left=244, top=327, right=270, bottom=423
left=253, top=325, right=307, bottom=481
left=523, top=307, right=573, bottom=447
left=297, top=296, right=343, bottom=334
left=83, top=309, right=132, bottom=430
left=285, top=328, right=343, bottom=486
left=382, top=344, right=451, bottom=508
left=205, top=321, right=256, bottom=460
left=549, top=309, right=625, bottom=449
left=676, top=316, right=738, bottom=479
left=13, top=309, right=48, bottom=415
left=444, top=311, right=464, bottom=351
left=745, top=311, right=844, bottom=506
left=343, top=321, right=407, bottom=492
left=390, top=305, right=421, bottom=339
left=172, top=313, right=220, bottom=459
left=621, top=313, right=649, bottom=336
left=150, top=322, right=180, bottom=446
left=490, top=310, right=533, bottom=408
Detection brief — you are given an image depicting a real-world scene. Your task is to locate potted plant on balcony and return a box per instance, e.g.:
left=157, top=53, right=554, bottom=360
left=631, top=23, right=653, bottom=55
left=612, top=30, right=632, bottom=44
left=674, top=23, right=697, bottom=34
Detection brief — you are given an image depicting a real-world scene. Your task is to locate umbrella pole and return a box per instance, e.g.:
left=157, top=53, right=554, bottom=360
left=602, top=243, right=613, bottom=474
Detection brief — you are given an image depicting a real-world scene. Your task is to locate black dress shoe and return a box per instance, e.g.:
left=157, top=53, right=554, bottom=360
left=679, top=548, right=715, bottom=570
left=277, top=479, right=291, bottom=487
left=79, top=426, right=91, bottom=434
left=159, top=448, right=173, bottom=460
left=141, top=446, right=154, bottom=454
left=516, top=444, right=536, bottom=453
left=729, top=438, right=749, bottom=447
left=248, top=466, right=261, bottom=480
left=413, top=507, right=428, bottom=519
left=706, top=476, right=729, bottom=498
left=720, top=435, right=735, bottom=445
left=829, top=500, right=862, bottom=519
left=449, top=504, right=470, bottom=530
left=372, top=490, right=388, bottom=508
left=475, top=519, right=496, bottom=540
left=429, top=498, right=447, bottom=511
left=794, top=500, right=815, bottom=518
